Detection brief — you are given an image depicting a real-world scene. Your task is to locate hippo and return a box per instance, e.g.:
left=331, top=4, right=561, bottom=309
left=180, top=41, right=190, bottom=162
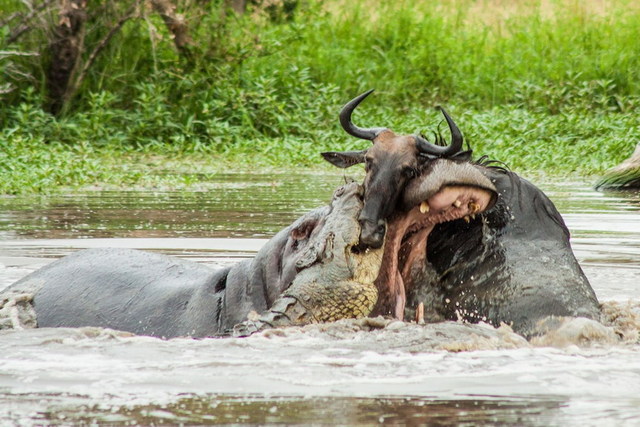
left=323, top=90, right=601, bottom=338
left=401, top=161, right=602, bottom=337
left=3, top=160, right=497, bottom=338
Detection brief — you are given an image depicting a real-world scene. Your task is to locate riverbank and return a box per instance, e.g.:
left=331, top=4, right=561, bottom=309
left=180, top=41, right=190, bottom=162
left=2, top=0, right=639, bottom=194
left=1, top=105, right=637, bottom=194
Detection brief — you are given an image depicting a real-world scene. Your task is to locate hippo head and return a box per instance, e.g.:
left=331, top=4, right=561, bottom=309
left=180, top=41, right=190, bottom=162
left=372, top=157, right=498, bottom=319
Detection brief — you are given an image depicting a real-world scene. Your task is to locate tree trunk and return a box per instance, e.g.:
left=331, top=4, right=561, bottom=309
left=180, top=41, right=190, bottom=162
left=46, top=0, right=87, bottom=115
left=150, top=0, right=193, bottom=60
left=224, top=0, right=246, bottom=14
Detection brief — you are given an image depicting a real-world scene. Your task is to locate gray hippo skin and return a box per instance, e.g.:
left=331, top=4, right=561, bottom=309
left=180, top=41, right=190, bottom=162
left=403, top=164, right=601, bottom=338
left=12, top=248, right=227, bottom=338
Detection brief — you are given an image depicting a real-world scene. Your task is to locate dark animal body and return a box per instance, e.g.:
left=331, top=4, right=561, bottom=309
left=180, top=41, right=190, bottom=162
left=7, top=185, right=365, bottom=338
left=14, top=248, right=228, bottom=338
left=405, top=167, right=601, bottom=337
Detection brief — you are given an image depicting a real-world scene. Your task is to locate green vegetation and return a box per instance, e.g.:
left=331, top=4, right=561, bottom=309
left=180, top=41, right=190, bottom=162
left=1, top=0, right=639, bottom=194
left=595, top=143, right=640, bottom=190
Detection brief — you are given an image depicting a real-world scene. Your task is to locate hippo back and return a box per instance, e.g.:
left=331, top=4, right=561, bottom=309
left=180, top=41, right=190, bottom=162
left=11, top=248, right=229, bottom=338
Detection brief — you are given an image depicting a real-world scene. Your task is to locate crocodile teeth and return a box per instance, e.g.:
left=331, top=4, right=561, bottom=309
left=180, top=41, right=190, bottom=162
left=453, top=199, right=462, bottom=208
left=464, top=215, right=471, bottom=223
left=420, top=201, right=430, bottom=213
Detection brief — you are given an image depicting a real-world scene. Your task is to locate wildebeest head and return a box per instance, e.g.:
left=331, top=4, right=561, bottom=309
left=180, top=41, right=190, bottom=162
left=322, top=89, right=467, bottom=249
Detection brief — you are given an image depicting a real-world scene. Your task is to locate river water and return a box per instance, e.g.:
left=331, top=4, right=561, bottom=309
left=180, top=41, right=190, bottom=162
left=0, top=173, right=639, bottom=425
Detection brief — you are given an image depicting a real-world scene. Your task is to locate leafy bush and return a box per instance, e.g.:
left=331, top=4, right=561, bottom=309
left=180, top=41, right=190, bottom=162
left=1, top=0, right=639, bottom=193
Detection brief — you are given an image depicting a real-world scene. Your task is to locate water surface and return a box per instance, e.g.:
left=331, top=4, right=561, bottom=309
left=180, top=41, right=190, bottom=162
left=1, top=173, right=639, bottom=425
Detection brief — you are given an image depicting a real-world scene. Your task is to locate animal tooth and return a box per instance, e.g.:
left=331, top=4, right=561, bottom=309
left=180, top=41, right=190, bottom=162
left=416, top=302, right=425, bottom=325
left=471, top=214, right=476, bottom=220
left=464, top=215, right=470, bottom=223
left=453, top=200, right=462, bottom=208
left=420, top=201, right=430, bottom=213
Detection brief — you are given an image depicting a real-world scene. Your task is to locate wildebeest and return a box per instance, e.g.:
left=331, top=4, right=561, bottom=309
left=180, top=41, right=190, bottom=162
left=324, top=90, right=601, bottom=337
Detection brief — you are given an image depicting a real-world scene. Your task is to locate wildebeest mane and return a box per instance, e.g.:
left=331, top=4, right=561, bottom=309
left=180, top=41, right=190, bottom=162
left=473, top=155, right=510, bottom=173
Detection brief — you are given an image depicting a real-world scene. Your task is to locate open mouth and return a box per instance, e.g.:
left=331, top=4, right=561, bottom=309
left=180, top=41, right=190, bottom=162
left=373, top=162, right=498, bottom=320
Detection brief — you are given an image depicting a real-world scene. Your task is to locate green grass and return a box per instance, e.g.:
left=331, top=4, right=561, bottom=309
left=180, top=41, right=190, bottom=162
left=1, top=0, right=639, bottom=194
left=2, top=102, right=635, bottom=194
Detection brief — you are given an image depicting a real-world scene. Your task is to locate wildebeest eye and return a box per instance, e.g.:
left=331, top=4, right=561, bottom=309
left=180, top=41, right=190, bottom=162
left=402, top=166, right=417, bottom=179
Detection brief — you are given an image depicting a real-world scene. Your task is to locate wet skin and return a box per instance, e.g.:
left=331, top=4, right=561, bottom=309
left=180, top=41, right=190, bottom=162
left=408, top=167, right=601, bottom=337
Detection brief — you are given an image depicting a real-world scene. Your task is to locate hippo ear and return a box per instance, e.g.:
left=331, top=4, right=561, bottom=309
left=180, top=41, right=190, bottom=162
left=321, top=150, right=367, bottom=168
left=291, top=218, right=319, bottom=241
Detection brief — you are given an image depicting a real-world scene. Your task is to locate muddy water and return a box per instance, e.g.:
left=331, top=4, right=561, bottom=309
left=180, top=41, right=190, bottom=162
left=0, top=173, right=639, bottom=425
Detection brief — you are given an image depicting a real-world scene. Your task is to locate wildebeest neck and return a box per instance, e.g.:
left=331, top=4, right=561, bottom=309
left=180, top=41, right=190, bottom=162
left=372, top=160, right=498, bottom=319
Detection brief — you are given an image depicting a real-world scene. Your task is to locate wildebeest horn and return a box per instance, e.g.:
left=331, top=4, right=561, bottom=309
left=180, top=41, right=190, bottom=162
left=415, top=106, right=463, bottom=157
left=340, top=89, right=388, bottom=141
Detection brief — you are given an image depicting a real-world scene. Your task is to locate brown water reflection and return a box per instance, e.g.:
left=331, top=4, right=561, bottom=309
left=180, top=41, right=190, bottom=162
left=0, top=174, right=638, bottom=242
left=0, top=173, right=349, bottom=240
left=8, top=393, right=564, bottom=426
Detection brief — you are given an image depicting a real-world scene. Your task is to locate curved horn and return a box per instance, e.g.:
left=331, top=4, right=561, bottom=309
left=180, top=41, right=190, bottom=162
left=340, top=89, right=387, bottom=141
left=415, top=106, right=464, bottom=157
